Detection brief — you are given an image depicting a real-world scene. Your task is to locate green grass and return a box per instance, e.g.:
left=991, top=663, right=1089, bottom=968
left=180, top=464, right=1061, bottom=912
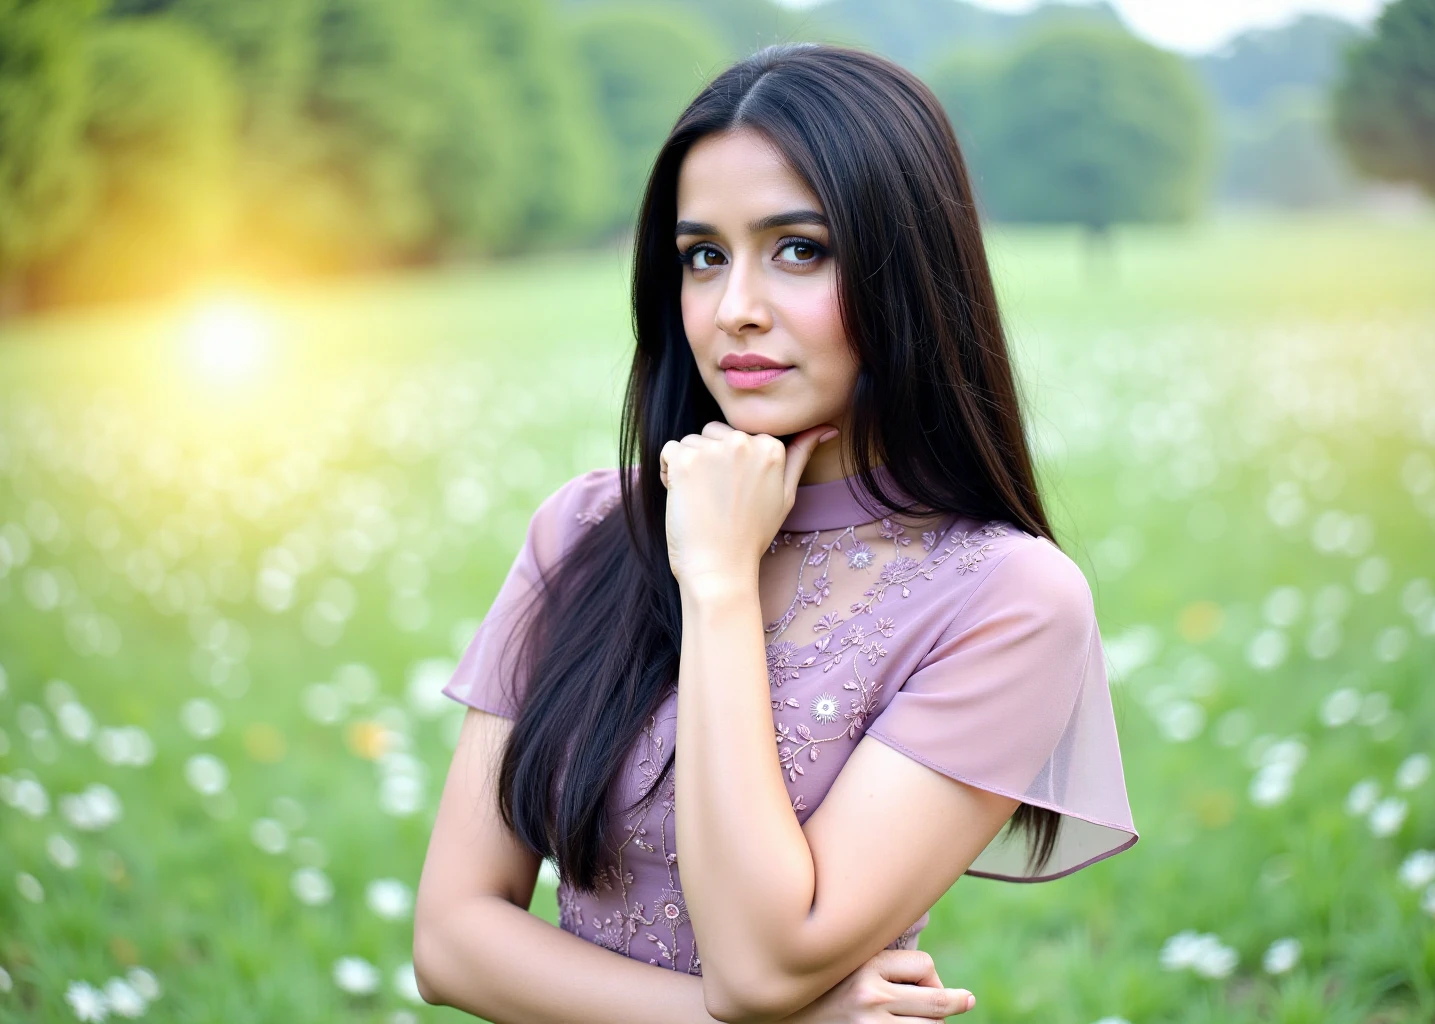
left=1, top=211, right=1433, bottom=1022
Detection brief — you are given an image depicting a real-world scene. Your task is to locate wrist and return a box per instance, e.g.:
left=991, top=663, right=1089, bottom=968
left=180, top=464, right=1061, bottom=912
left=679, top=572, right=759, bottom=606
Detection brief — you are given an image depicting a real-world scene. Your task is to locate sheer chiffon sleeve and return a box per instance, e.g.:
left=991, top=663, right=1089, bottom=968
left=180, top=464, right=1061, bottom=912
left=441, top=469, right=616, bottom=719
left=863, top=536, right=1139, bottom=881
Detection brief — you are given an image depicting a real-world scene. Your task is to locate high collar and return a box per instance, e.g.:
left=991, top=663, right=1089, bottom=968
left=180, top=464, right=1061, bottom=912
left=779, top=463, right=917, bottom=532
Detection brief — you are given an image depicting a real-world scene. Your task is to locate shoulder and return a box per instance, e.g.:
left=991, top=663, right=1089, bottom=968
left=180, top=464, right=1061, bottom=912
left=948, top=520, right=1095, bottom=633
left=525, top=467, right=627, bottom=565
left=539, top=466, right=625, bottom=525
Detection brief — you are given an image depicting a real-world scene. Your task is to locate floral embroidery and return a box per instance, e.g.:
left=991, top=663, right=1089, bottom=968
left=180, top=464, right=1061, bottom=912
left=810, top=692, right=840, bottom=723
left=775, top=662, right=884, bottom=780
left=846, top=539, right=875, bottom=570
left=575, top=492, right=620, bottom=526
left=766, top=640, right=813, bottom=688
left=561, top=713, right=702, bottom=974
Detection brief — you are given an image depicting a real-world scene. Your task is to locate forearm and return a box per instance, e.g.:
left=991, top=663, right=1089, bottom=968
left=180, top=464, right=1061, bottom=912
left=418, top=893, right=718, bottom=1024
left=675, top=578, right=820, bottom=1016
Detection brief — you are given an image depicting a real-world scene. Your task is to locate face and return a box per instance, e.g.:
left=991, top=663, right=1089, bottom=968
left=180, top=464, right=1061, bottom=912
left=675, top=129, right=859, bottom=466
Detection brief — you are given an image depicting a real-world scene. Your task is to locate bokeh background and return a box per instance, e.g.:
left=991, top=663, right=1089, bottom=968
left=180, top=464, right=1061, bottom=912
left=2, top=0, right=1433, bottom=1021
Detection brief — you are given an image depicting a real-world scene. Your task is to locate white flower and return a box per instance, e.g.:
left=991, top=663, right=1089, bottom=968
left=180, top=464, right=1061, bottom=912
left=809, top=693, right=840, bottom=724
left=60, top=784, right=122, bottom=831
left=1262, top=937, right=1301, bottom=974
left=125, top=967, right=160, bottom=1003
left=1091, top=1018, right=1131, bottom=1024
left=333, top=956, right=380, bottom=995
left=101, top=977, right=145, bottom=1018
left=0, top=965, right=11, bottom=993
left=291, top=867, right=334, bottom=906
left=1345, top=778, right=1379, bottom=816
left=1249, top=764, right=1294, bottom=807
left=56, top=702, right=95, bottom=743
left=1398, top=850, right=1435, bottom=890
left=65, top=980, right=109, bottom=1021
left=1369, top=796, right=1408, bottom=837
left=1395, top=753, right=1430, bottom=791
left=365, top=878, right=413, bottom=920
left=1159, top=930, right=1237, bottom=979
left=1319, top=688, right=1361, bottom=727
left=16, top=871, right=44, bottom=903
left=184, top=754, right=228, bottom=796
left=180, top=698, right=223, bottom=740
left=393, top=961, right=424, bottom=1004
left=10, top=777, right=50, bottom=818
left=250, top=818, right=288, bottom=855
left=47, top=833, right=79, bottom=870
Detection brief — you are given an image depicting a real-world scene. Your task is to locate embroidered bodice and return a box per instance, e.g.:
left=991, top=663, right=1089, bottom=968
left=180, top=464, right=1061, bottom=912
left=443, top=464, right=1139, bottom=975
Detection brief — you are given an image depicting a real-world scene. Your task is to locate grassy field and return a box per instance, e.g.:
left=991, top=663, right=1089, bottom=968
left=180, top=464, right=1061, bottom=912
left=1, top=211, right=1433, bottom=1023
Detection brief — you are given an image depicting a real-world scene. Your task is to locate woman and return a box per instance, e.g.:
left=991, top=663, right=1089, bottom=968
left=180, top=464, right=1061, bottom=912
left=414, top=41, right=1138, bottom=1022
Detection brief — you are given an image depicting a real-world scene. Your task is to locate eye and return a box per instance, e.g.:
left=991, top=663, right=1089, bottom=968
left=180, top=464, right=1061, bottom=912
left=776, top=237, right=827, bottom=266
left=679, top=243, right=726, bottom=271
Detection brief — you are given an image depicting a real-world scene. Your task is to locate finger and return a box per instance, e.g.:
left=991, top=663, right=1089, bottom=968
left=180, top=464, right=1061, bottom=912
left=882, top=983, right=976, bottom=1019
left=700, top=421, right=736, bottom=439
left=781, top=424, right=839, bottom=500
left=659, top=439, right=683, bottom=489
left=871, top=949, right=941, bottom=988
left=679, top=432, right=708, bottom=448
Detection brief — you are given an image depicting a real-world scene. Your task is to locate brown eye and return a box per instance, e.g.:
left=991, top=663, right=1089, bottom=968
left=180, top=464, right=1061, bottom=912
left=777, top=239, right=825, bottom=264
left=682, top=244, right=726, bottom=271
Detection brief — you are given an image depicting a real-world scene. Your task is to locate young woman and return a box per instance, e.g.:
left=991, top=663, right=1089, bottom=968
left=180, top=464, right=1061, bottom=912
left=414, top=41, right=1138, bottom=1023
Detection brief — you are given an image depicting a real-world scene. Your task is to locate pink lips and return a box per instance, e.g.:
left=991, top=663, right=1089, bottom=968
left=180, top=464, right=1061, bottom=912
left=724, top=366, right=792, bottom=389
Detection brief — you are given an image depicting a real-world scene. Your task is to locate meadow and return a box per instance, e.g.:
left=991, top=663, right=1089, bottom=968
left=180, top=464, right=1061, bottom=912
left=1, top=211, right=1433, bottom=1023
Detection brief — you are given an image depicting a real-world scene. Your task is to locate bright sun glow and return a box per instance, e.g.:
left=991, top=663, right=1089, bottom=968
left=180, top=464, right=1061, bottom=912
left=186, top=296, right=275, bottom=383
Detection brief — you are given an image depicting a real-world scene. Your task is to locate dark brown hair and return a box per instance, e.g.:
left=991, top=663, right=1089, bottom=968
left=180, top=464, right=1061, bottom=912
left=495, top=41, right=1062, bottom=891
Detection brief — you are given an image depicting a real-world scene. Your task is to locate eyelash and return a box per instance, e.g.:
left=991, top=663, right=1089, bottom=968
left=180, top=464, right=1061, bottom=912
left=677, top=236, right=829, bottom=270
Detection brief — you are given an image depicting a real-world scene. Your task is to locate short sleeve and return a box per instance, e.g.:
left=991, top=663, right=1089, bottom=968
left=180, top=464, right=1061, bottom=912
left=863, top=537, right=1139, bottom=881
left=441, top=470, right=617, bottom=719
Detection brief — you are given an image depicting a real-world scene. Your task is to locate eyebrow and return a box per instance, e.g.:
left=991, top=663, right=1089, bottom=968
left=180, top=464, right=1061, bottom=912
left=675, top=209, right=829, bottom=238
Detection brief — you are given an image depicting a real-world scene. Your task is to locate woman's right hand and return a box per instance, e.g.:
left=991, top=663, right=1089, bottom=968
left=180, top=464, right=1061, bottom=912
left=774, top=949, right=977, bottom=1023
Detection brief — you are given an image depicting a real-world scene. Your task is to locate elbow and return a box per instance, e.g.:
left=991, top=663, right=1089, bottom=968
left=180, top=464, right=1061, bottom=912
left=411, top=911, right=453, bottom=1007
left=703, top=967, right=805, bottom=1024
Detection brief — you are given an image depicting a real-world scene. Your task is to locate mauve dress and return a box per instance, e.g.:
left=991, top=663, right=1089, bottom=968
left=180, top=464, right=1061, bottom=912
left=442, top=464, right=1139, bottom=975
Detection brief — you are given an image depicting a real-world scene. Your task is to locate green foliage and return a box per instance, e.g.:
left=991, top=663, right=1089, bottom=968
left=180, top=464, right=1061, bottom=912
left=568, top=4, right=726, bottom=232
left=29, top=18, right=238, bottom=306
left=1331, top=0, right=1435, bottom=198
left=0, top=0, right=100, bottom=277
left=1218, top=87, right=1361, bottom=209
left=932, top=25, right=1216, bottom=233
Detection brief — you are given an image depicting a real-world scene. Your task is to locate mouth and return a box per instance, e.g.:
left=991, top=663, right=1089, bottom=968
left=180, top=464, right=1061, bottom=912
left=723, top=366, right=793, bottom=389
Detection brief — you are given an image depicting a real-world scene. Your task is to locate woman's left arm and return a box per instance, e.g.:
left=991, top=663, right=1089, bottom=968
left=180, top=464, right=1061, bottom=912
left=663, top=425, right=1023, bottom=1024
left=675, top=577, right=1019, bottom=1024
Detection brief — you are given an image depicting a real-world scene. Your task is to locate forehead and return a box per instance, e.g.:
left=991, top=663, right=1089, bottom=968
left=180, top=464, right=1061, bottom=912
left=676, top=129, right=821, bottom=221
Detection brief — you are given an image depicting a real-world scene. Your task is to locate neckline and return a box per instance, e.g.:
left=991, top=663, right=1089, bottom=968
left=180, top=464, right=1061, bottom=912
left=780, top=463, right=917, bottom=532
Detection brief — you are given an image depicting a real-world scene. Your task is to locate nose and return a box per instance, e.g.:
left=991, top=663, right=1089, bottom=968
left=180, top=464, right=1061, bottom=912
left=713, top=253, right=772, bottom=336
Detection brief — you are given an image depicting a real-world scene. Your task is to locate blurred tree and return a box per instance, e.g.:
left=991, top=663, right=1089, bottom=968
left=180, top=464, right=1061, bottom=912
left=1195, top=14, right=1362, bottom=112
left=1219, top=86, right=1361, bottom=208
left=118, top=0, right=610, bottom=272
left=0, top=0, right=99, bottom=310
left=28, top=18, right=238, bottom=306
left=431, top=0, right=614, bottom=252
left=568, top=4, right=725, bottom=234
left=1331, top=0, right=1435, bottom=199
left=933, top=25, right=1214, bottom=263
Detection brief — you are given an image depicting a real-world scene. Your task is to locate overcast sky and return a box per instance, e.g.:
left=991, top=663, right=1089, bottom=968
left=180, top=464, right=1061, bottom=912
left=777, top=0, right=1389, bottom=54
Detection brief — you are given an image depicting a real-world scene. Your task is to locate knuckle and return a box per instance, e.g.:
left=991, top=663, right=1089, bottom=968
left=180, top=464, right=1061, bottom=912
left=849, top=979, right=886, bottom=1009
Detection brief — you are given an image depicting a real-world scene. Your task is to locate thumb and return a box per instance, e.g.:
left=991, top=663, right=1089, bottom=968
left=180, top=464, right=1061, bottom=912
left=782, top=424, right=839, bottom=501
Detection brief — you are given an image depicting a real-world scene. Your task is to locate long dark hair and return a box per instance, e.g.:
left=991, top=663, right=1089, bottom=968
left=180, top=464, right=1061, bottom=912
left=495, top=41, right=1063, bottom=891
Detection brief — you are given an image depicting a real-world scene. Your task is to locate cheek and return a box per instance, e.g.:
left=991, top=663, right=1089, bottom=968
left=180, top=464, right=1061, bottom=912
left=680, top=280, right=714, bottom=352
left=784, top=281, right=856, bottom=387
